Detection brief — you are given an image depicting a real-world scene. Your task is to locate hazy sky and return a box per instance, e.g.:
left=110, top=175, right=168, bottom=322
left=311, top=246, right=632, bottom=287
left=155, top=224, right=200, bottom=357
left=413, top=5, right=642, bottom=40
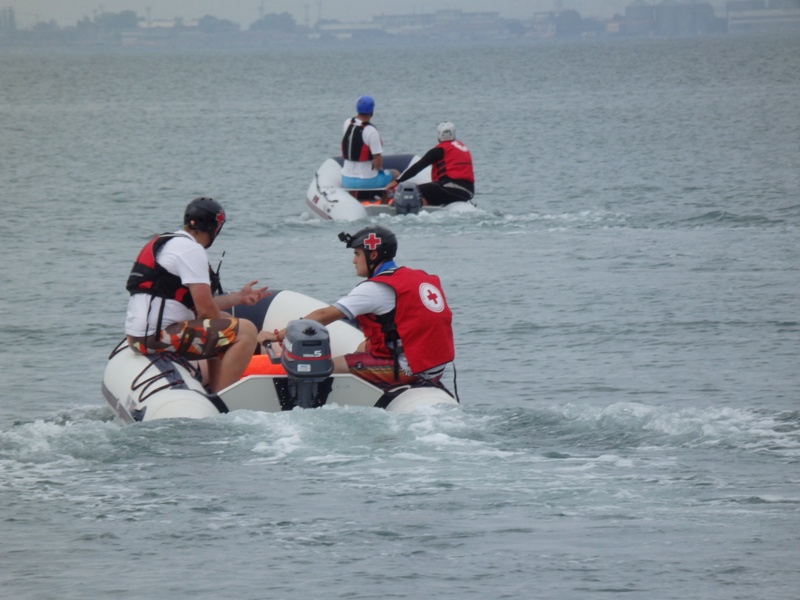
left=15, top=1, right=638, bottom=28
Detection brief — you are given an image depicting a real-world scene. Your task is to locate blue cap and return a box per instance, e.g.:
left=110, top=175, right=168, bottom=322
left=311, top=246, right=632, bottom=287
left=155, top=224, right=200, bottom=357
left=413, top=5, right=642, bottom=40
left=356, top=95, right=375, bottom=115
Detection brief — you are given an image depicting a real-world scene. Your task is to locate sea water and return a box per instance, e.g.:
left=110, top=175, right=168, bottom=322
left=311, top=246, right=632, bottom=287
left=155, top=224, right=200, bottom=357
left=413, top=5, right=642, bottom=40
left=1, top=35, right=798, bottom=599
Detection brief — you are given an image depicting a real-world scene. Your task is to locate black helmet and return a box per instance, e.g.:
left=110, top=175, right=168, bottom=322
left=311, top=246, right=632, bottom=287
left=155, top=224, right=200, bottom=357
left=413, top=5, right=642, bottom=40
left=339, top=226, right=397, bottom=259
left=184, top=197, right=226, bottom=243
left=338, top=226, right=397, bottom=276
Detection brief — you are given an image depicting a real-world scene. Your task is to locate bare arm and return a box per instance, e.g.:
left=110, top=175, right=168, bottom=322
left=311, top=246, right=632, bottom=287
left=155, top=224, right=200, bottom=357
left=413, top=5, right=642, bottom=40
left=257, top=305, right=346, bottom=344
left=304, top=305, right=347, bottom=326
left=187, top=283, right=223, bottom=320
left=214, top=280, right=270, bottom=311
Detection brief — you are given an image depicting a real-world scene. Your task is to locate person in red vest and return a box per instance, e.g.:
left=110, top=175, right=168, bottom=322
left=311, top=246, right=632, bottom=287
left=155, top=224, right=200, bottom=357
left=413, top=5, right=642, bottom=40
left=258, top=226, right=454, bottom=390
left=389, top=121, right=475, bottom=206
left=125, top=197, right=269, bottom=392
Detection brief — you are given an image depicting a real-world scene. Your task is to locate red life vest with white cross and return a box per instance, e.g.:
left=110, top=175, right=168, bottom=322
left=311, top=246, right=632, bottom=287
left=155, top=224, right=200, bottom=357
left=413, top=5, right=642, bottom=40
left=356, top=266, right=454, bottom=374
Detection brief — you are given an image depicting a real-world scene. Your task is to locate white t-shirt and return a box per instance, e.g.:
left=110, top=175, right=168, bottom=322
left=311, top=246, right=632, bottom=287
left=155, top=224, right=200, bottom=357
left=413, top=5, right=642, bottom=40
left=333, top=280, right=395, bottom=320
left=124, top=230, right=211, bottom=337
left=341, top=117, right=384, bottom=179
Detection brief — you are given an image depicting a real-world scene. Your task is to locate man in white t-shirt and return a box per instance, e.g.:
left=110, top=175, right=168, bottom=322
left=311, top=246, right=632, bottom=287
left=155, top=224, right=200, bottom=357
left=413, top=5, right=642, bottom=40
left=341, top=95, right=398, bottom=196
left=125, top=197, right=269, bottom=393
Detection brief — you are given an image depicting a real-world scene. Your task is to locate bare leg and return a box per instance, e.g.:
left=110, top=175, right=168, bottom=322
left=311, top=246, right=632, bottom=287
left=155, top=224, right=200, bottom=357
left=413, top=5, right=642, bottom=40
left=332, top=355, right=350, bottom=373
left=203, top=357, right=219, bottom=390
left=209, top=319, right=259, bottom=392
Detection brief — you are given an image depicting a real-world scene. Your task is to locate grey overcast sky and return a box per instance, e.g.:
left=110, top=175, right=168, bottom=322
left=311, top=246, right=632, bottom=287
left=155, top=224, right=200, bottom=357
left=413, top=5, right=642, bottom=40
left=14, top=1, right=641, bottom=28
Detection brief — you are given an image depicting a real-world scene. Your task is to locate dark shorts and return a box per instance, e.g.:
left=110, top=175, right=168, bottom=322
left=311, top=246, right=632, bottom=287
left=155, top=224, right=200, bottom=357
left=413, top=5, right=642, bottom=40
left=344, top=351, right=441, bottom=389
left=129, top=318, right=240, bottom=360
left=419, top=182, right=474, bottom=206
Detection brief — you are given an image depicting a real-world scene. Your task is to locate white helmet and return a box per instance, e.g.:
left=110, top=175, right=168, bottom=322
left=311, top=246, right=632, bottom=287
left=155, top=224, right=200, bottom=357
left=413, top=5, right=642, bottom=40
left=437, top=121, right=456, bottom=142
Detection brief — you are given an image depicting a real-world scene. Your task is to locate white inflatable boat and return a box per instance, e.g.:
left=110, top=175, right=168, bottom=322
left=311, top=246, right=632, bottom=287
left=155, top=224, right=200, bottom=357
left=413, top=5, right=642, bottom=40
left=102, top=290, right=458, bottom=423
left=304, top=154, right=476, bottom=221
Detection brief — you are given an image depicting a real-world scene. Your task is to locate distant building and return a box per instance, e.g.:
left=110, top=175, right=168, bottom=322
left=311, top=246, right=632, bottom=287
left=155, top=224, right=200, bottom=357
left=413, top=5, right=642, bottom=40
left=3, top=1, right=798, bottom=48
left=1, top=6, right=16, bottom=32
left=373, top=9, right=506, bottom=39
left=526, top=10, right=597, bottom=38
left=374, top=13, right=435, bottom=30
left=530, top=12, right=558, bottom=38
left=727, top=0, right=800, bottom=32
left=655, top=0, right=719, bottom=34
left=605, top=17, right=625, bottom=35
left=625, top=0, right=656, bottom=35
left=314, top=20, right=383, bottom=41
left=623, top=0, right=723, bottom=35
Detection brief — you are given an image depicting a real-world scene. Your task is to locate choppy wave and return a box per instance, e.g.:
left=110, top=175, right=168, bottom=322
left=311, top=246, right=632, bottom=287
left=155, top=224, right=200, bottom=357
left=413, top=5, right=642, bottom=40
left=281, top=206, right=635, bottom=232
left=4, top=400, right=797, bottom=472
left=673, top=210, right=787, bottom=228
left=282, top=204, right=799, bottom=236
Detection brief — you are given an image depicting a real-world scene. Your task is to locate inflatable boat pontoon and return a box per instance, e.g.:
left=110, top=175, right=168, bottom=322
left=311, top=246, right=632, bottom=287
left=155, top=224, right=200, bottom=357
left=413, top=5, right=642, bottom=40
left=102, top=290, right=458, bottom=422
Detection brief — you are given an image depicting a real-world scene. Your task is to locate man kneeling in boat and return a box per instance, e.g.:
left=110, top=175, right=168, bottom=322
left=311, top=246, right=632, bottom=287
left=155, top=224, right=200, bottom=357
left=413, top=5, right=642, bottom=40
left=258, top=226, right=454, bottom=389
left=125, top=197, right=269, bottom=393
left=389, top=121, right=475, bottom=206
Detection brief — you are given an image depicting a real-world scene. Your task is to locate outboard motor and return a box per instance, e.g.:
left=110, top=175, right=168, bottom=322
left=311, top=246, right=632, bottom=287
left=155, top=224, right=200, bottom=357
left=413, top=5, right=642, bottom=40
left=394, top=182, right=423, bottom=215
left=281, top=319, right=334, bottom=409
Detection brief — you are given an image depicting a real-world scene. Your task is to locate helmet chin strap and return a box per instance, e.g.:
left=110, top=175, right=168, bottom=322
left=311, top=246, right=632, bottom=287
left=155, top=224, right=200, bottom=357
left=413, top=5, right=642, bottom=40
left=365, top=251, right=381, bottom=278
left=206, top=228, right=220, bottom=248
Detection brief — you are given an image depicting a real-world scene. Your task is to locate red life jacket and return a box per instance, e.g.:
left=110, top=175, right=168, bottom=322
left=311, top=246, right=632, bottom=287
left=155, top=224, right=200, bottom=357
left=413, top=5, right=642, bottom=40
left=342, top=118, right=375, bottom=162
left=431, top=140, right=474, bottom=183
left=126, top=233, right=196, bottom=309
left=356, top=267, right=455, bottom=374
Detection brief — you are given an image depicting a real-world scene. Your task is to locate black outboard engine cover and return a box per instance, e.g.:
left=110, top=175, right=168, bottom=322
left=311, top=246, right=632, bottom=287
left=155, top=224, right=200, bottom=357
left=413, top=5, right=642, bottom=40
left=394, top=182, right=423, bottom=215
left=281, top=319, right=334, bottom=408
